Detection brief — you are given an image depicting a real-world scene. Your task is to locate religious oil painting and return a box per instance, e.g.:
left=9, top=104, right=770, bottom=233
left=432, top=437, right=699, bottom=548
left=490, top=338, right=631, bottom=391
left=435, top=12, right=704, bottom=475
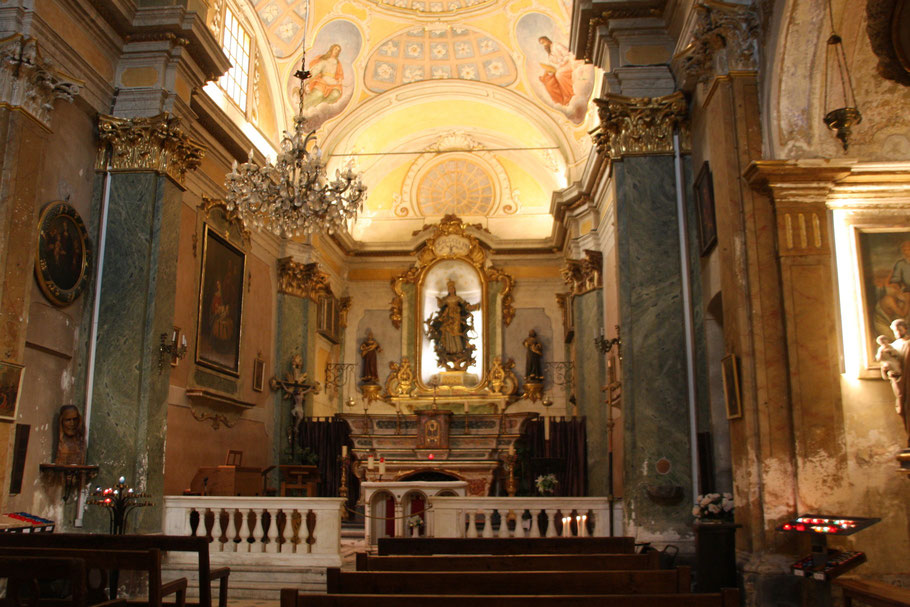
left=35, top=201, right=93, bottom=307
left=515, top=12, right=594, bottom=124
left=721, top=354, right=741, bottom=420
left=289, top=19, right=362, bottom=131
left=0, top=360, right=25, bottom=422
left=856, top=228, right=910, bottom=367
left=196, top=225, right=246, bottom=377
left=694, top=161, right=717, bottom=256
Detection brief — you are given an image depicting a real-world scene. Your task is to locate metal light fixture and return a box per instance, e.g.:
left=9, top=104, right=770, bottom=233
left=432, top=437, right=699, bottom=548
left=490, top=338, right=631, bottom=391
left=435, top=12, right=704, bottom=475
left=822, top=0, right=861, bottom=151
left=224, top=50, right=366, bottom=237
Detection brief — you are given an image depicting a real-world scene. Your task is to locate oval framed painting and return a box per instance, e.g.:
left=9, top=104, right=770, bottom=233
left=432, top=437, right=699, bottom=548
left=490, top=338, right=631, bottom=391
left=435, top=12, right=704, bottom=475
left=34, top=201, right=92, bottom=307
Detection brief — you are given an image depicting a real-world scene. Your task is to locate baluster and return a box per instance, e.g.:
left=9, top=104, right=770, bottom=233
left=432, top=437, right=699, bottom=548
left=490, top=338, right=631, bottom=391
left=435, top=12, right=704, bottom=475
left=545, top=509, right=558, bottom=537
left=594, top=507, right=608, bottom=537
left=237, top=508, right=252, bottom=552
left=251, top=508, right=265, bottom=552
left=185, top=508, right=195, bottom=536
left=283, top=509, right=297, bottom=553
left=210, top=508, right=223, bottom=552
left=225, top=508, right=238, bottom=552
left=498, top=510, right=510, bottom=538
left=481, top=509, right=493, bottom=537
left=529, top=509, right=541, bottom=537
left=466, top=511, right=478, bottom=538
left=265, top=508, right=279, bottom=553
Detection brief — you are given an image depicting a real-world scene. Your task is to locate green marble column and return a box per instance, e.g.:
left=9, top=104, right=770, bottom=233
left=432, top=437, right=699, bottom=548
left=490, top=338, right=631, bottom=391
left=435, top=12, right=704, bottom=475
left=573, top=291, right=606, bottom=496
left=273, top=291, right=312, bottom=463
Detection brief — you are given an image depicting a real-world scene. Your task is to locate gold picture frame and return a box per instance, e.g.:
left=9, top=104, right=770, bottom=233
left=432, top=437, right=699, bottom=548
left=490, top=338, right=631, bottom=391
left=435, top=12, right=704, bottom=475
left=34, top=201, right=92, bottom=307
left=252, top=352, right=265, bottom=392
left=0, top=360, right=25, bottom=422
left=721, top=354, right=742, bottom=420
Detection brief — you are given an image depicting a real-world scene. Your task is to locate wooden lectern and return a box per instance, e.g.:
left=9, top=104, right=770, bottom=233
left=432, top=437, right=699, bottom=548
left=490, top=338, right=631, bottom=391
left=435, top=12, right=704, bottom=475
left=188, top=450, right=263, bottom=496
left=262, top=465, right=320, bottom=497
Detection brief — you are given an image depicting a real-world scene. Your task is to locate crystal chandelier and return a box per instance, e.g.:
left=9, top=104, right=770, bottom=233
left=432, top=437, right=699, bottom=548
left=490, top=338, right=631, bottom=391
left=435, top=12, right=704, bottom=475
left=225, top=51, right=366, bottom=237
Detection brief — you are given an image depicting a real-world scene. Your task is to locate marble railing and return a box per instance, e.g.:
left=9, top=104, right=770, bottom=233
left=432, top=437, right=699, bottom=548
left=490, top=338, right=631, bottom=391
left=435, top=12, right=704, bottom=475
left=162, top=496, right=344, bottom=566
left=427, top=496, right=613, bottom=538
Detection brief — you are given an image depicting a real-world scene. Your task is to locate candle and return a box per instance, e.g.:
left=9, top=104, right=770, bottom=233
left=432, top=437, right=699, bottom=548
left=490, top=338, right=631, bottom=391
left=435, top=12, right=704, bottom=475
left=379, top=459, right=386, bottom=476
left=367, top=455, right=374, bottom=470
left=181, top=334, right=187, bottom=348
left=508, top=444, right=515, bottom=456
left=342, top=445, right=348, bottom=457
left=544, top=413, right=550, bottom=441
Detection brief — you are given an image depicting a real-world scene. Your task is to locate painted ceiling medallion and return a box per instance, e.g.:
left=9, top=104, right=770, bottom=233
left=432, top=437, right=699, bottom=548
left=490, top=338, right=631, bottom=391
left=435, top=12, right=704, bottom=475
left=359, top=0, right=497, bottom=18
left=365, top=25, right=516, bottom=92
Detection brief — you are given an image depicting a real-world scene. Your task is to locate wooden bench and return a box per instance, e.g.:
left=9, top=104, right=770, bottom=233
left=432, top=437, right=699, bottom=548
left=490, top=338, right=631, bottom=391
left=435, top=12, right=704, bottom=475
left=355, top=551, right=661, bottom=571
left=0, top=555, right=128, bottom=607
left=835, top=578, right=910, bottom=607
left=281, top=590, right=741, bottom=607
left=0, top=547, right=186, bottom=607
left=326, top=567, right=691, bottom=595
left=0, top=533, right=228, bottom=607
left=376, top=536, right=636, bottom=555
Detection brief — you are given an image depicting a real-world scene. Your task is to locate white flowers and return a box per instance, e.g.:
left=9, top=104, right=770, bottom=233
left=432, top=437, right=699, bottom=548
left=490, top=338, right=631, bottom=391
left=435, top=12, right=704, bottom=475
left=693, top=492, right=734, bottom=520
left=536, top=473, right=558, bottom=495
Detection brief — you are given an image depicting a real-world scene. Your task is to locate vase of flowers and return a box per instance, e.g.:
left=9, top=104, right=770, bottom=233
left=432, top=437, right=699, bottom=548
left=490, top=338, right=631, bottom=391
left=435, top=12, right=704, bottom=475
left=692, top=492, right=739, bottom=592
left=408, top=514, right=424, bottom=537
left=692, top=492, right=734, bottom=522
left=535, top=474, right=559, bottom=496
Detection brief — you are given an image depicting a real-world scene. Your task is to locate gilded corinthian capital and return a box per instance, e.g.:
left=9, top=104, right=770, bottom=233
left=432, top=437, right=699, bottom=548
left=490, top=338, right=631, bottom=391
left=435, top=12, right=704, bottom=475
left=0, top=35, right=80, bottom=129
left=277, top=258, right=333, bottom=301
left=593, top=92, right=690, bottom=159
left=96, top=113, right=205, bottom=185
left=673, top=1, right=759, bottom=86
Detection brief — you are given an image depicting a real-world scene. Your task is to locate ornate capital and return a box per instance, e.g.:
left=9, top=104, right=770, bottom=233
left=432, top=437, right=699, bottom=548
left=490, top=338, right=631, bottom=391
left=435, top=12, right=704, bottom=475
left=561, top=250, right=603, bottom=295
left=673, top=1, right=759, bottom=85
left=277, top=258, right=333, bottom=301
left=0, top=35, right=80, bottom=129
left=593, top=92, right=690, bottom=159
left=96, top=113, right=205, bottom=185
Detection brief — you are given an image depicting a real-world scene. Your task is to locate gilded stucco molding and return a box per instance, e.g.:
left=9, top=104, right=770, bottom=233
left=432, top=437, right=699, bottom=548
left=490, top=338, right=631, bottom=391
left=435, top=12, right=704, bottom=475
left=199, top=196, right=251, bottom=247
left=96, top=113, right=206, bottom=185
left=277, top=258, right=333, bottom=301
left=672, top=1, right=759, bottom=85
left=593, top=92, right=691, bottom=159
left=0, top=35, right=80, bottom=130
left=561, top=250, right=603, bottom=295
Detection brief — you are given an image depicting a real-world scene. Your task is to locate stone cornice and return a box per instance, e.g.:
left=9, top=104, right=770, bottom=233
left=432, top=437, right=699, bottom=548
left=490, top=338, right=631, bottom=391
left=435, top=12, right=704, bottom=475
left=593, top=91, right=691, bottom=159
left=672, top=1, right=759, bottom=90
left=277, top=258, right=333, bottom=301
left=96, top=113, right=206, bottom=186
left=0, top=35, right=80, bottom=130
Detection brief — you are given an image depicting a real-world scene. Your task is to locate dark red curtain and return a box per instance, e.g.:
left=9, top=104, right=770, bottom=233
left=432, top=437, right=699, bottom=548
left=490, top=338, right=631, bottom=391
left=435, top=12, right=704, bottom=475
left=297, top=417, right=359, bottom=509
left=522, top=417, right=587, bottom=496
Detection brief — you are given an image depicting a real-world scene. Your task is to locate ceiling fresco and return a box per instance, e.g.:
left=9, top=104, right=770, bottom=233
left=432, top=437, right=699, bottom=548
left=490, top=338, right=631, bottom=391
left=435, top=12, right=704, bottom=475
left=235, top=0, right=598, bottom=247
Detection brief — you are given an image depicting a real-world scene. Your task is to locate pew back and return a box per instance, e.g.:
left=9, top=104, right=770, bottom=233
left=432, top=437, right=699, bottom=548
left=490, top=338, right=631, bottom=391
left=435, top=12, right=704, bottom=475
left=377, top=536, right=636, bottom=555
left=355, top=551, right=661, bottom=571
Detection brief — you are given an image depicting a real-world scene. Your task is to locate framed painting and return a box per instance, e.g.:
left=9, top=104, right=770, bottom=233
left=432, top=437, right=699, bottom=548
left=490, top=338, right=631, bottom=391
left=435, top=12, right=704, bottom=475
left=0, top=361, right=25, bottom=422
left=34, top=201, right=93, bottom=307
left=317, top=293, right=339, bottom=344
left=721, top=354, right=741, bottom=420
left=694, top=161, right=717, bottom=256
left=195, top=225, right=246, bottom=377
left=856, top=228, right=910, bottom=366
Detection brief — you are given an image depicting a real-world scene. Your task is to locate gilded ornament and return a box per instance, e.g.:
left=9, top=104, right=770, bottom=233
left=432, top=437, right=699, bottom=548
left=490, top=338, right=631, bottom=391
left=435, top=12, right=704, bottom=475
left=0, top=35, right=80, bottom=129
left=561, top=250, right=603, bottom=295
left=199, top=196, right=251, bottom=246
left=277, top=258, right=333, bottom=301
left=672, top=1, right=759, bottom=85
left=385, top=358, right=416, bottom=398
left=96, top=113, right=205, bottom=186
left=592, top=92, right=691, bottom=159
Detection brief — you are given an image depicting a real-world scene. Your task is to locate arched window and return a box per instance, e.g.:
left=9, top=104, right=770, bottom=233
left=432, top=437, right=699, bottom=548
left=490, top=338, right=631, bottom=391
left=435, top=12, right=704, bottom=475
left=219, top=5, right=252, bottom=110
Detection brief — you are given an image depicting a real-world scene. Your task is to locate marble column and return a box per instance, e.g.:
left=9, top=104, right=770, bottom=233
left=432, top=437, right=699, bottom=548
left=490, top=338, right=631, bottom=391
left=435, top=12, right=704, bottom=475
left=0, top=36, right=78, bottom=507
left=83, top=114, right=204, bottom=532
left=595, top=92, right=703, bottom=541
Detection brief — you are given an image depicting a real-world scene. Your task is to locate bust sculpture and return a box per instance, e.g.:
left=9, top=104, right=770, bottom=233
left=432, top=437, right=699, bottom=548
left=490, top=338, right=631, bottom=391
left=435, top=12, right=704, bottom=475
left=54, top=404, right=86, bottom=465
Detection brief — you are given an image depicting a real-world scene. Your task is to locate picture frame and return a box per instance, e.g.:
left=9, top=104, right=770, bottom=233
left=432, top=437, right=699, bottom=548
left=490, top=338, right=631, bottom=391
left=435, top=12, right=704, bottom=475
left=721, top=354, right=742, bottom=420
left=34, top=201, right=93, bottom=307
left=855, top=228, right=910, bottom=369
left=0, top=360, right=25, bottom=422
left=317, top=293, right=339, bottom=343
left=252, top=352, right=265, bottom=392
left=694, top=161, right=718, bottom=256
left=195, top=224, right=246, bottom=377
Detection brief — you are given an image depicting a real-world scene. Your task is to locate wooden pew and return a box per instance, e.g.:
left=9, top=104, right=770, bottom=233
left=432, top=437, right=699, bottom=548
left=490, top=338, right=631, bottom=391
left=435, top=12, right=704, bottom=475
left=377, top=536, right=636, bottom=555
left=0, top=533, right=228, bottom=607
left=0, top=556, right=128, bottom=607
left=0, top=547, right=186, bottom=607
left=326, top=567, right=691, bottom=595
left=835, top=578, right=910, bottom=607
left=356, top=551, right=661, bottom=571
left=281, top=590, right=742, bottom=607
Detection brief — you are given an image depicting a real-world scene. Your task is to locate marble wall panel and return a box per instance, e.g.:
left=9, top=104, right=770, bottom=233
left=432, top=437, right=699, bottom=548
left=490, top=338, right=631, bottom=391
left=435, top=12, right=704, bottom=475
left=274, top=292, right=310, bottom=462
left=573, top=291, right=606, bottom=496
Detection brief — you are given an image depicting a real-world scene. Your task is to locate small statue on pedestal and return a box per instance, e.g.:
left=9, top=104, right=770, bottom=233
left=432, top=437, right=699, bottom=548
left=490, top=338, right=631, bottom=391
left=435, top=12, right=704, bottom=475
left=360, top=330, right=382, bottom=384
left=876, top=319, right=910, bottom=448
left=523, top=329, right=544, bottom=383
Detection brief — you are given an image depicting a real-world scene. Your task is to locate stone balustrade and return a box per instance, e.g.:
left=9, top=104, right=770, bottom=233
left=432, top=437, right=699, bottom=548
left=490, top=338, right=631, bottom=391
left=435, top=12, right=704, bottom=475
left=427, top=496, right=614, bottom=538
left=162, top=496, right=344, bottom=567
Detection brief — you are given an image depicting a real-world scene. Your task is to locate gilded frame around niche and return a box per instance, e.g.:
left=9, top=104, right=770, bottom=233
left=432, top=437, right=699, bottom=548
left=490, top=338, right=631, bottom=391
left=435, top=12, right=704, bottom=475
left=34, top=201, right=93, bottom=307
left=195, top=224, right=246, bottom=377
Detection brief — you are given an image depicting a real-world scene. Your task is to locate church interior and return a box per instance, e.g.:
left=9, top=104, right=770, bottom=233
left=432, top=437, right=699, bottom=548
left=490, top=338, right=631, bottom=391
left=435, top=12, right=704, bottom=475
left=1, top=0, right=910, bottom=605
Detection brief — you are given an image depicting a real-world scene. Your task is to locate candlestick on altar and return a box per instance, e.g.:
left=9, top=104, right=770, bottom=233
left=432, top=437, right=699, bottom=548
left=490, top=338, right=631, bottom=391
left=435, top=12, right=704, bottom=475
left=503, top=452, right=518, bottom=497
left=339, top=449, right=350, bottom=520
left=367, top=455, right=375, bottom=470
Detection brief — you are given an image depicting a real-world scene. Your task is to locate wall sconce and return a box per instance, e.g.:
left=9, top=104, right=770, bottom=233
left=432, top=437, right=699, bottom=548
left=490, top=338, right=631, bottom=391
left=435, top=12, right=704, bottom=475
left=822, top=0, right=861, bottom=151
left=325, top=362, right=356, bottom=392
left=159, top=327, right=187, bottom=371
left=594, top=325, right=621, bottom=356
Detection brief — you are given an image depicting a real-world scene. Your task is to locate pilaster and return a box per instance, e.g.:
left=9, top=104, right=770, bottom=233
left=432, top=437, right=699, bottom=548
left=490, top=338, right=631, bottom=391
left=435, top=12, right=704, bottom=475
left=84, top=113, right=204, bottom=532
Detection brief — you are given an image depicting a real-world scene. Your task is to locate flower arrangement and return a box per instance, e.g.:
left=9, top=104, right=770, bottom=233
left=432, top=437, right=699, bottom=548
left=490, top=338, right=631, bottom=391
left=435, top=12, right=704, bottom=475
left=408, top=514, right=424, bottom=529
left=692, top=492, right=734, bottom=521
left=535, top=473, right=559, bottom=495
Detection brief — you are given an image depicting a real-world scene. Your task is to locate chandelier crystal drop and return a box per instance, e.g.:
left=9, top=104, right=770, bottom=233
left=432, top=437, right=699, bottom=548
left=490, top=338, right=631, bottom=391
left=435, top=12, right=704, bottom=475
left=224, top=54, right=366, bottom=238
